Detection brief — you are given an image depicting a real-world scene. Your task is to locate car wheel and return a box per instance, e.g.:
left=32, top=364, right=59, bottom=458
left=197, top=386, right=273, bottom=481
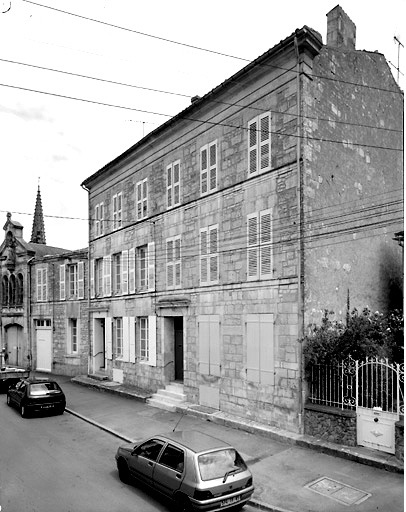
left=20, top=404, right=28, bottom=418
left=117, top=459, right=131, bottom=484
left=173, top=494, right=192, bottom=512
left=6, top=395, right=11, bottom=406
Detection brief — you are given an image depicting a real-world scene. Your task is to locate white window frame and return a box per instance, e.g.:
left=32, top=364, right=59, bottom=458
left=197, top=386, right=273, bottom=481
left=167, top=160, right=181, bottom=209
left=67, top=318, right=79, bottom=354
left=113, top=253, right=122, bottom=295
left=247, top=209, right=272, bottom=281
left=114, top=317, right=123, bottom=358
left=112, top=193, right=122, bottom=230
left=95, top=202, right=104, bottom=237
left=166, top=236, right=181, bottom=289
left=139, top=316, right=156, bottom=366
left=136, top=178, right=148, bottom=220
left=200, top=224, right=219, bottom=285
left=200, top=141, right=217, bottom=195
left=69, top=264, right=78, bottom=298
left=248, top=113, right=271, bottom=176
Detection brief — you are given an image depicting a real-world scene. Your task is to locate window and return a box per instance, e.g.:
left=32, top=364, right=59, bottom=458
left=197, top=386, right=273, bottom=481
left=114, top=317, right=123, bottom=358
left=200, top=141, right=217, bottom=195
left=247, top=209, right=272, bottom=281
left=1, top=273, right=23, bottom=307
left=248, top=113, right=271, bottom=176
left=198, top=315, right=220, bottom=376
left=138, top=316, right=156, bottom=365
left=61, top=262, right=85, bottom=300
left=139, top=317, right=149, bottom=361
left=112, top=193, right=122, bottom=230
left=166, top=236, right=181, bottom=288
left=159, top=445, right=185, bottom=472
left=128, top=248, right=135, bottom=294
left=136, top=179, right=148, bottom=220
left=113, top=253, right=121, bottom=294
left=246, top=314, right=274, bottom=384
left=94, top=258, right=104, bottom=297
left=167, top=160, right=180, bottom=208
left=135, top=439, right=165, bottom=461
left=95, top=202, right=104, bottom=237
left=103, top=256, right=112, bottom=297
left=68, top=318, right=78, bottom=354
left=36, top=268, right=47, bottom=302
left=200, top=225, right=219, bottom=285
left=136, top=243, right=155, bottom=292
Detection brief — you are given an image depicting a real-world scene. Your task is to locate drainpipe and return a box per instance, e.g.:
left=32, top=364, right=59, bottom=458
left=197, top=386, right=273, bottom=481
left=27, top=256, right=34, bottom=377
left=294, top=36, right=305, bottom=434
left=81, top=183, right=92, bottom=376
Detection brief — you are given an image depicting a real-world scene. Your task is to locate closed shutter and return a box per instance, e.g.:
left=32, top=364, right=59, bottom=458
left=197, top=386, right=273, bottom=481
left=59, top=264, right=66, bottom=300
left=100, top=202, right=104, bottom=235
left=105, top=317, right=112, bottom=360
left=247, top=214, right=259, bottom=280
left=173, top=161, right=180, bottom=205
left=174, top=237, right=181, bottom=287
left=209, top=226, right=218, bottom=283
left=42, top=269, right=47, bottom=301
left=198, top=315, right=220, bottom=376
left=78, top=261, right=84, bottom=299
left=260, top=210, right=272, bottom=277
left=90, top=259, right=95, bottom=298
left=166, top=239, right=174, bottom=288
left=209, top=141, right=217, bottom=191
left=200, top=147, right=208, bottom=194
left=248, top=119, right=258, bottom=175
left=36, top=268, right=42, bottom=301
left=167, top=164, right=172, bottom=208
left=198, top=318, right=210, bottom=374
left=129, top=317, right=136, bottom=363
left=122, top=250, right=128, bottom=294
left=200, top=229, right=208, bottom=284
left=259, top=114, right=271, bottom=171
left=95, top=205, right=99, bottom=237
left=246, top=314, right=274, bottom=385
left=123, top=316, right=130, bottom=361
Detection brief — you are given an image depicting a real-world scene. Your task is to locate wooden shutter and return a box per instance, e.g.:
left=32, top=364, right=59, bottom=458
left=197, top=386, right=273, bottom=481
left=174, top=237, right=181, bottom=287
left=142, top=180, right=148, bottom=218
left=113, top=194, right=117, bottom=230
left=260, top=210, right=272, bottom=277
left=103, top=256, right=111, bottom=297
left=129, top=317, right=136, bottom=363
left=246, top=316, right=260, bottom=383
left=36, top=268, right=42, bottom=301
left=137, top=182, right=142, bottom=220
left=148, top=315, right=157, bottom=366
left=248, top=119, right=258, bottom=175
left=90, top=259, right=95, bottom=298
left=42, top=268, right=47, bottom=301
left=198, top=317, right=210, bottom=374
left=173, top=161, right=180, bottom=205
left=209, top=141, right=217, bottom=191
left=95, top=205, right=99, bottom=237
left=105, top=317, right=112, bottom=360
left=200, top=229, right=208, bottom=284
left=121, top=250, right=128, bottom=294
left=209, top=225, right=218, bottom=283
left=200, top=147, right=208, bottom=194
left=209, top=316, right=220, bottom=376
left=167, top=164, right=172, bottom=208
left=59, top=264, right=66, bottom=300
left=198, top=315, right=220, bottom=376
left=259, top=114, right=271, bottom=171
left=148, top=242, right=155, bottom=291
left=166, top=239, right=174, bottom=288
left=128, top=248, right=135, bottom=293
left=100, top=203, right=104, bottom=235
left=246, top=314, right=274, bottom=384
left=78, top=261, right=84, bottom=299
left=123, top=316, right=130, bottom=361
left=247, top=213, right=259, bottom=280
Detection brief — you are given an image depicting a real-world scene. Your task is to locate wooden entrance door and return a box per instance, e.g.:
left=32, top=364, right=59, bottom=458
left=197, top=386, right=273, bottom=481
left=174, top=317, right=183, bottom=381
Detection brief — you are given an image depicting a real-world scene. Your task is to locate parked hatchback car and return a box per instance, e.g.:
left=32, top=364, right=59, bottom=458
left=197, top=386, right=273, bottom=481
left=115, top=430, right=254, bottom=511
left=6, top=378, right=66, bottom=418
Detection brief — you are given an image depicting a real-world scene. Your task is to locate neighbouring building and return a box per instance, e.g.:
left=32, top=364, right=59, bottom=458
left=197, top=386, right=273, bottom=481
left=0, top=187, right=89, bottom=376
left=81, top=5, right=403, bottom=433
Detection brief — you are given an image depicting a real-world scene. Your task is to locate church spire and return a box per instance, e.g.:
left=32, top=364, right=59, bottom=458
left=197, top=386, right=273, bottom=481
left=30, top=183, right=46, bottom=244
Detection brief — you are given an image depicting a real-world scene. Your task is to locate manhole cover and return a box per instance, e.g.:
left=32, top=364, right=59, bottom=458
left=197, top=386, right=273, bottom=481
left=305, top=477, right=371, bottom=506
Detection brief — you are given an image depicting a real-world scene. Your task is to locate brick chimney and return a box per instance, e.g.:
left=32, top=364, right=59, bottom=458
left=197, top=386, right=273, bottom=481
left=326, top=5, right=356, bottom=50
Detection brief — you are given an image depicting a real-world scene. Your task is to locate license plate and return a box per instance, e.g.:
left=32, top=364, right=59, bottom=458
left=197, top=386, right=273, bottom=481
left=220, top=495, right=241, bottom=507
left=41, top=405, right=52, bottom=409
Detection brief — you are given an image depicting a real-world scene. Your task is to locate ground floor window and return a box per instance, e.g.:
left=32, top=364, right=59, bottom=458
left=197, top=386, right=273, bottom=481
left=68, top=318, right=78, bottom=354
left=114, top=317, right=123, bottom=358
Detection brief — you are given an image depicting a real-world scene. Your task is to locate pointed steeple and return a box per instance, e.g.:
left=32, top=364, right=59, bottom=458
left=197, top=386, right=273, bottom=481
left=30, top=183, right=46, bottom=244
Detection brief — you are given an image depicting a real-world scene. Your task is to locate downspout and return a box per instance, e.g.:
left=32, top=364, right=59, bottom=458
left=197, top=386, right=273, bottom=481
left=81, top=183, right=92, bottom=376
left=294, top=36, right=305, bottom=434
left=27, top=256, right=34, bottom=377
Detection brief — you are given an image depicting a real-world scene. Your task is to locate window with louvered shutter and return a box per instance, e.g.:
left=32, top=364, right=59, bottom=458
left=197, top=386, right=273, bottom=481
left=173, top=162, right=180, bottom=205
left=112, top=195, right=118, bottom=230
left=248, top=120, right=258, bottom=175
left=136, top=179, right=148, bottom=220
left=200, top=147, right=208, bottom=194
left=209, top=142, right=217, bottom=191
left=78, top=261, right=84, bottom=299
left=260, top=210, right=272, bottom=277
left=99, top=202, right=104, bottom=235
left=166, top=239, right=174, bottom=288
left=128, top=248, right=135, bottom=293
left=95, top=205, right=99, bottom=237
left=174, top=237, right=181, bottom=287
left=248, top=113, right=271, bottom=176
left=59, top=265, right=66, bottom=300
left=121, top=250, right=128, bottom=294
left=209, top=226, right=218, bottom=282
left=103, top=255, right=111, bottom=297
left=247, top=214, right=259, bottom=280
left=260, top=115, right=270, bottom=171
left=167, top=165, right=172, bottom=208
left=200, top=229, right=208, bottom=284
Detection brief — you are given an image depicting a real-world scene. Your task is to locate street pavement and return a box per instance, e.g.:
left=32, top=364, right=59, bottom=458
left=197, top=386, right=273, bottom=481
left=33, top=372, right=403, bottom=512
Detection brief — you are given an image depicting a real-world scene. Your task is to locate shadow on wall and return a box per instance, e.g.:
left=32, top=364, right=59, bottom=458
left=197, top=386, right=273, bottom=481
left=379, top=244, right=403, bottom=312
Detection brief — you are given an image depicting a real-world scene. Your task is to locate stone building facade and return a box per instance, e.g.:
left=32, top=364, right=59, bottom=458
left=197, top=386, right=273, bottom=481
left=0, top=191, right=89, bottom=376
left=81, top=6, right=403, bottom=433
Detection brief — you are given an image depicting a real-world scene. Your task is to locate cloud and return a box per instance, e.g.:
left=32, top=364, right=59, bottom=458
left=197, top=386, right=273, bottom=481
left=0, top=103, right=51, bottom=122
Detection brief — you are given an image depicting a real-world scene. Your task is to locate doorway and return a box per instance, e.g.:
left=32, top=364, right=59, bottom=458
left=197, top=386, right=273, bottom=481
left=174, top=317, right=183, bottom=381
left=5, top=324, right=23, bottom=367
left=93, top=318, right=106, bottom=372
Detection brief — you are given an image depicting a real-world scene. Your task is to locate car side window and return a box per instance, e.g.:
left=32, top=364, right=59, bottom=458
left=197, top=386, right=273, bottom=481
left=158, top=444, right=185, bottom=472
left=18, top=383, right=26, bottom=393
left=136, top=439, right=165, bottom=461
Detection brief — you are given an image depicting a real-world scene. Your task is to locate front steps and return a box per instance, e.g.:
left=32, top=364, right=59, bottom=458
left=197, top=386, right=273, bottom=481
left=147, top=382, right=186, bottom=412
left=88, top=370, right=110, bottom=381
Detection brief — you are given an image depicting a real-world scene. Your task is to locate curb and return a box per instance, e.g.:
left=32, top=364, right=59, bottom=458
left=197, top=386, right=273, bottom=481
left=65, top=407, right=281, bottom=512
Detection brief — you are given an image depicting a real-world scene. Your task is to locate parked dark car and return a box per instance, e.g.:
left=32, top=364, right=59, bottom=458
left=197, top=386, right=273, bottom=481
left=115, top=430, right=254, bottom=511
left=6, top=378, right=66, bottom=418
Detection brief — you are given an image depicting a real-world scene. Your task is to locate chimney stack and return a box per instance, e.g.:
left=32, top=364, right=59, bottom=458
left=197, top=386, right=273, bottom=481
left=326, top=5, right=356, bottom=50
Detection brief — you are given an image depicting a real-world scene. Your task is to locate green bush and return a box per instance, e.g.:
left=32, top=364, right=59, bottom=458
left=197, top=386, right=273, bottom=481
left=302, top=308, right=404, bottom=371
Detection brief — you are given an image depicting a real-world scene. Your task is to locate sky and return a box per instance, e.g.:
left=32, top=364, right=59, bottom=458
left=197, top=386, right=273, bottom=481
left=0, top=0, right=404, bottom=251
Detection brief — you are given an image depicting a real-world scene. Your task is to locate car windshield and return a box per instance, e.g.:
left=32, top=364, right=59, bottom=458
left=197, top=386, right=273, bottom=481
left=29, top=382, right=61, bottom=396
left=198, top=449, right=247, bottom=481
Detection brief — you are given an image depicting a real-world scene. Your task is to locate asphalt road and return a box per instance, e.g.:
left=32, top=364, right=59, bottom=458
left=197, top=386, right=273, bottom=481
left=0, top=399, right=168, bottom=512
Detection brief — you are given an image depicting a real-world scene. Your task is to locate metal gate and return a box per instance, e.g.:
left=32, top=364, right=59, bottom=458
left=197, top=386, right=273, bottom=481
left=356, top=357, right=404, bottom=454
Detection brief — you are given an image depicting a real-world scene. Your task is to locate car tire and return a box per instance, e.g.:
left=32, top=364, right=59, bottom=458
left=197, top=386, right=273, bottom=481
left=20, top=404, right=28, bottom=418
left=173, top=494, right=192, bottom=512
left=6, top=395, right=11, bottom=406
left=117, top=459, right=131, bottom=484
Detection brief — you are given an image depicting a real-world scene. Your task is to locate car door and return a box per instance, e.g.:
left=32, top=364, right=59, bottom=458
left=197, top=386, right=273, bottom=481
left=127, top=438, right=165, bottom=486
left=153, top=443, right=185, bottom=497
left=12, top=381, right=26, bottom=407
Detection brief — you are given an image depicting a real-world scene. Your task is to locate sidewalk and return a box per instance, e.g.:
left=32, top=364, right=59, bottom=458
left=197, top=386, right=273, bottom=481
left=40, top=373, right=404, bottom=512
